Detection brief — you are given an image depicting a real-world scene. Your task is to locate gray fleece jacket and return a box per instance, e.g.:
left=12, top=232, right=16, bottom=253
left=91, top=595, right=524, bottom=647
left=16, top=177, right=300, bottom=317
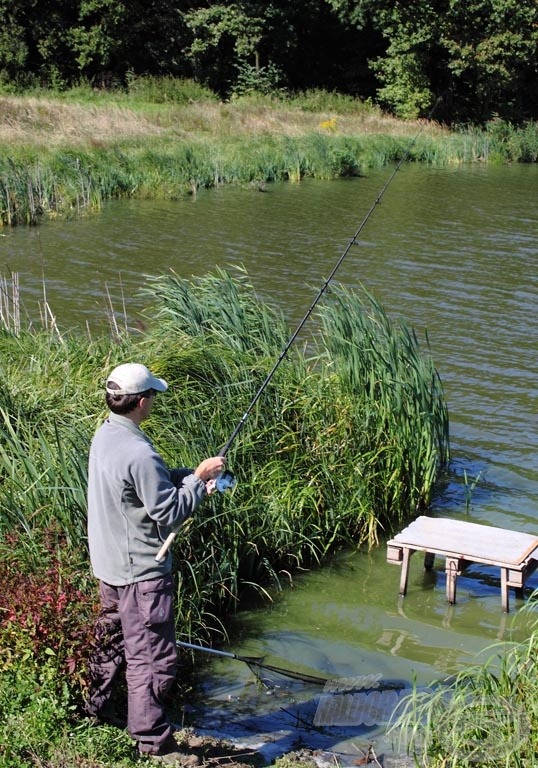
left=87, top=412, right=207, bottom=586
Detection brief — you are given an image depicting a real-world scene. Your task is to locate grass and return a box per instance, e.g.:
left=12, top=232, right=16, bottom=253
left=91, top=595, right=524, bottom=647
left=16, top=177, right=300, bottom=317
left=389, top=600, right=538, bottom=766
left=0, top=85, right=436, bottom=147
left=2, top=79, right=535, bottom=226
left=0, top=129, right=489, bottom=225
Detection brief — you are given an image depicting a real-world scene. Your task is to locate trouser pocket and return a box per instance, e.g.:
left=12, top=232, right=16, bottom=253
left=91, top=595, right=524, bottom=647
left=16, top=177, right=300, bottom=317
left=138, top=575, right=174, bottom=627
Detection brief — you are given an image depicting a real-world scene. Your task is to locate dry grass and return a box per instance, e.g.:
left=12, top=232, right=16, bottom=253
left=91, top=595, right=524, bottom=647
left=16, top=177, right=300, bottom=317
left=0, top=96, right=168, bottom=146
left=0, top=94, right=448, bottom=148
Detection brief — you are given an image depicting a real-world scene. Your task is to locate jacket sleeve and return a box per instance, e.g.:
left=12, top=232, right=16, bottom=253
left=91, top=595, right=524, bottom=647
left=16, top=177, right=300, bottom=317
left=129, top=443, right=206, bottom=529
left=170, top=467, right=196, bottom=486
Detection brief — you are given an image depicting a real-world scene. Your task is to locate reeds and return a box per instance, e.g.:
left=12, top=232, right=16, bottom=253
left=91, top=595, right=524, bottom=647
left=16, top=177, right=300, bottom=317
left=0, top=269, right=449, bottom=638
left=0, top=132, right=470, bottom=226
left=138, top=269, right=449, bottom=623
left=315, top=284, right=449, bottom=528
left=0, top=272, right=21, bottom=334
left=389, top=608, right=538, bottom=766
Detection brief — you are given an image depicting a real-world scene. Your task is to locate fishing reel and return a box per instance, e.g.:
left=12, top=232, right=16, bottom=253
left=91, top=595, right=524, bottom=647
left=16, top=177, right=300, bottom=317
left=215, top=470, right=236, bottom=493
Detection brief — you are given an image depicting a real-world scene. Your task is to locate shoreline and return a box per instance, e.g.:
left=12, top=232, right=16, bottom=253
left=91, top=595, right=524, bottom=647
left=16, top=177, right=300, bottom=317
left=0, top=90, right=508, bottom=228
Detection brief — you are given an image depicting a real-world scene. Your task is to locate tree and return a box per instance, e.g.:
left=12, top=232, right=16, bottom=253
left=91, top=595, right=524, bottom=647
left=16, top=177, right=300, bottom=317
left=0, top=0, right=81, bottom=88
left=0, top=0, right=191, bottom=89
left=182, top=2, right=283, bottom=96
left=0, top=0, right=29, bottom=86
left=441, top=0, right=538, bottom=122
left=71, top=0, right=190, bottom=85
left=181, top=0, right=381, bottom=98
left=327, top=0, right=447, bottom=118
left=326, top=0, right=538, bottom=122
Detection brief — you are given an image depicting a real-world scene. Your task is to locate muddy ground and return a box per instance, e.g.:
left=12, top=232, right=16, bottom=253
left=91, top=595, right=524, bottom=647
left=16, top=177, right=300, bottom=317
left=171, top=729, right=415, bottom=768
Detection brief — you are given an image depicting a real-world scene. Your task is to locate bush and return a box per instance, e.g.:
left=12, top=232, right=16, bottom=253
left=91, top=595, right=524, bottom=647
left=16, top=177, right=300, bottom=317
left=0, top=529, right=97, bottom=696
left=125, top=75, right=217, bottom=104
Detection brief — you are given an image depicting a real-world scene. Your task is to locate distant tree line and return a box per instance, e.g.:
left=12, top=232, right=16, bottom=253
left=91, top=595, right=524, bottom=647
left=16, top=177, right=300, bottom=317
left=1, top=0, right=537, bottom=123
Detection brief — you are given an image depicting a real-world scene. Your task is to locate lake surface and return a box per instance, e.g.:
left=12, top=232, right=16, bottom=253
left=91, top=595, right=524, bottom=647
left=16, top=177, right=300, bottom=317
left=2, top=162, right=538, bottom=762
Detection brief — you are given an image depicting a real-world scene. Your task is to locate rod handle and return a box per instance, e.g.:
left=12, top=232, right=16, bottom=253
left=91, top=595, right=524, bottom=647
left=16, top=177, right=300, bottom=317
left=155, top=530, right=176, bottom=562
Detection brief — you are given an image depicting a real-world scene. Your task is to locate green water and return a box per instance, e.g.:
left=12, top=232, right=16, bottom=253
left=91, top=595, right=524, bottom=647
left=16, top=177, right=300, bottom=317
left=3, top=161, right=538, bottom=760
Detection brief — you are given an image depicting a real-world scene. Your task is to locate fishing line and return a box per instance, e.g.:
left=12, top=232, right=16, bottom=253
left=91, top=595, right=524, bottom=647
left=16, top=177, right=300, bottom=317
left=156, top=94, right=444, bottom=563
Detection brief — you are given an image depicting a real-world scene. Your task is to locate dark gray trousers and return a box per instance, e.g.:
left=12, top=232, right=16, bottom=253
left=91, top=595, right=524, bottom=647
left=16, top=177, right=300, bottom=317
left=86, top=574, right=177, bottom=753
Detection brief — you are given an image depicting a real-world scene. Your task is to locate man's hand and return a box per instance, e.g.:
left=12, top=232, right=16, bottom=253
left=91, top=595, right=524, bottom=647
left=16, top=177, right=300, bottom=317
left=194, top=456, right=226, bottom=482
left=205, top=478, right=217, bottom=495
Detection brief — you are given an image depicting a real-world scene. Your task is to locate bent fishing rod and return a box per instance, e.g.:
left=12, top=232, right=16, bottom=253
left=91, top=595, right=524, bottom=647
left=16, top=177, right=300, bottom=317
left=156, top=94, right=444, bottom=564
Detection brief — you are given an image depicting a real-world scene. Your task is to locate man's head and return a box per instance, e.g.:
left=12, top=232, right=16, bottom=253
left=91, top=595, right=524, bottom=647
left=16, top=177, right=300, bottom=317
left=105, top=363, right=168, bottom=415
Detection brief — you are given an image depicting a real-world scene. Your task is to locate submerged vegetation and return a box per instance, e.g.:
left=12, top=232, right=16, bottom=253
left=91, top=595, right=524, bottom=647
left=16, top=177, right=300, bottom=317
left=0, top=268, right=448, bottom=765
left=1, top=84, right=537, bottom=226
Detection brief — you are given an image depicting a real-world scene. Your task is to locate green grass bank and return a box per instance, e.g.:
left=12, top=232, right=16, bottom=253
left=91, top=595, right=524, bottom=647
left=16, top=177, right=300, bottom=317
left=1, top=82, right=537, bottom=226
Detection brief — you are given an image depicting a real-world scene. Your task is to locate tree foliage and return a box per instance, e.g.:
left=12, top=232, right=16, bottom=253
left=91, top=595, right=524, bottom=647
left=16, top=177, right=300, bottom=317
left=0, top=0, right=536, bottom=123
left=327, top=0, right=538, bottom=121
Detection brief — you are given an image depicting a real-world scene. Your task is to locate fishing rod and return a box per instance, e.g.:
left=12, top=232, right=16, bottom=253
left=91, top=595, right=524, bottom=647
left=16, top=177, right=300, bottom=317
left=176, top=639, right=330, bottom=687
left=156, top=95, right=444, bottom=564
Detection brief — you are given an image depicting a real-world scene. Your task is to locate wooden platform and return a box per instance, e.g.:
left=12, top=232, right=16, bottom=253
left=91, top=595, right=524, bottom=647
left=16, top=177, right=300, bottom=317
left=386, top=516, right=538, bottom=612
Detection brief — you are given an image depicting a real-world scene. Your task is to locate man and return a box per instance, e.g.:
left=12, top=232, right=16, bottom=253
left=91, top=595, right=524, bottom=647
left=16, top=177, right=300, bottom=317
left=85, top=362, right=225, bottom=764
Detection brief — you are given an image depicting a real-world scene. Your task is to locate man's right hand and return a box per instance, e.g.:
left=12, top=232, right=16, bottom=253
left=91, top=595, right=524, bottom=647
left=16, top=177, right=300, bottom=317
left=194, top=456, right=226, bottom=482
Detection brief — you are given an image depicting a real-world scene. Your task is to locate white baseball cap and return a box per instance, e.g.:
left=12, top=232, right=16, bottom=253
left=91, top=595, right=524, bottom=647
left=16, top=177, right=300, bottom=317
left=105, top=363, right=168, bottom=395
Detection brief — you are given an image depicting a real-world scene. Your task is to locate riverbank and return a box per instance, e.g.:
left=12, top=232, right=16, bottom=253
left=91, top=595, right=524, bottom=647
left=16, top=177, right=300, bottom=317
left=0, top=86, right=443, bottom=148
left=1, top=84, right=536, bottom=226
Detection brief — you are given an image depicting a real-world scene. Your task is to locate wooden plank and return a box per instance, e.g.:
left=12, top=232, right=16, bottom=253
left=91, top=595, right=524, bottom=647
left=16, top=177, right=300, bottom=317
left=388, top=516, right=538, bottom=568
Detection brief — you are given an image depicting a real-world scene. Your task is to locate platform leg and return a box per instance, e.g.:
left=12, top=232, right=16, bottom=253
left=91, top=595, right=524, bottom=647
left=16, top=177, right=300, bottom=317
left=399, top=548, right=412, bottom=596
left=424, top=552, right=435, bottom=571
left=445, top=557, right=460, bottom=604
left=501, top=568, right=509, bottom=613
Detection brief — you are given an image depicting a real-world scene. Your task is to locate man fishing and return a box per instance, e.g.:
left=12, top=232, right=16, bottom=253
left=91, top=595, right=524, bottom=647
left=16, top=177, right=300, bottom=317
left=85, top=362, right=225, bottom=764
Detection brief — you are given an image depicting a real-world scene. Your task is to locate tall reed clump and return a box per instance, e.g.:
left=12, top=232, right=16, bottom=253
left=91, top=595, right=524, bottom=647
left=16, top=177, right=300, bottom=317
left=315, top=284, right=449, bottom=533
left=486, top=118, right=538, bottom=163
left=140, top=268, right=449, bottom=632
left=0, top=149, right=106, bottom=226
left=388, top=604, right=538, bottom=767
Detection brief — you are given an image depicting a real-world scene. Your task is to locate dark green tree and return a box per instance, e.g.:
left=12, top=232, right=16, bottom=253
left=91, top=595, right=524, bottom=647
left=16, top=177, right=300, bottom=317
left=71, top=0, right=190, bottom=85
left=441, top=0, right=538, bottom=122
left=0, top=0, right=81, bottom=87
left=182, top=2, right=288, bottom=96
left=327, top=0, right=538, bottom=122
left=181, top=0, right=380, bottom=98
left=0, top=0, right=191, bottom=89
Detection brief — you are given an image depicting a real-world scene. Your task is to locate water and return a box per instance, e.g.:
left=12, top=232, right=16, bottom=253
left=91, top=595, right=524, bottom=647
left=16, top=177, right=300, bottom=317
left=2, top=162, right=538, bottom=762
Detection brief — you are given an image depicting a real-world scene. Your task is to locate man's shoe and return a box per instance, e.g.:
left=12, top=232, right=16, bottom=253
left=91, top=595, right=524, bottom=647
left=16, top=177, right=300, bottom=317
left=140, top=736, right=201, bottom=766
